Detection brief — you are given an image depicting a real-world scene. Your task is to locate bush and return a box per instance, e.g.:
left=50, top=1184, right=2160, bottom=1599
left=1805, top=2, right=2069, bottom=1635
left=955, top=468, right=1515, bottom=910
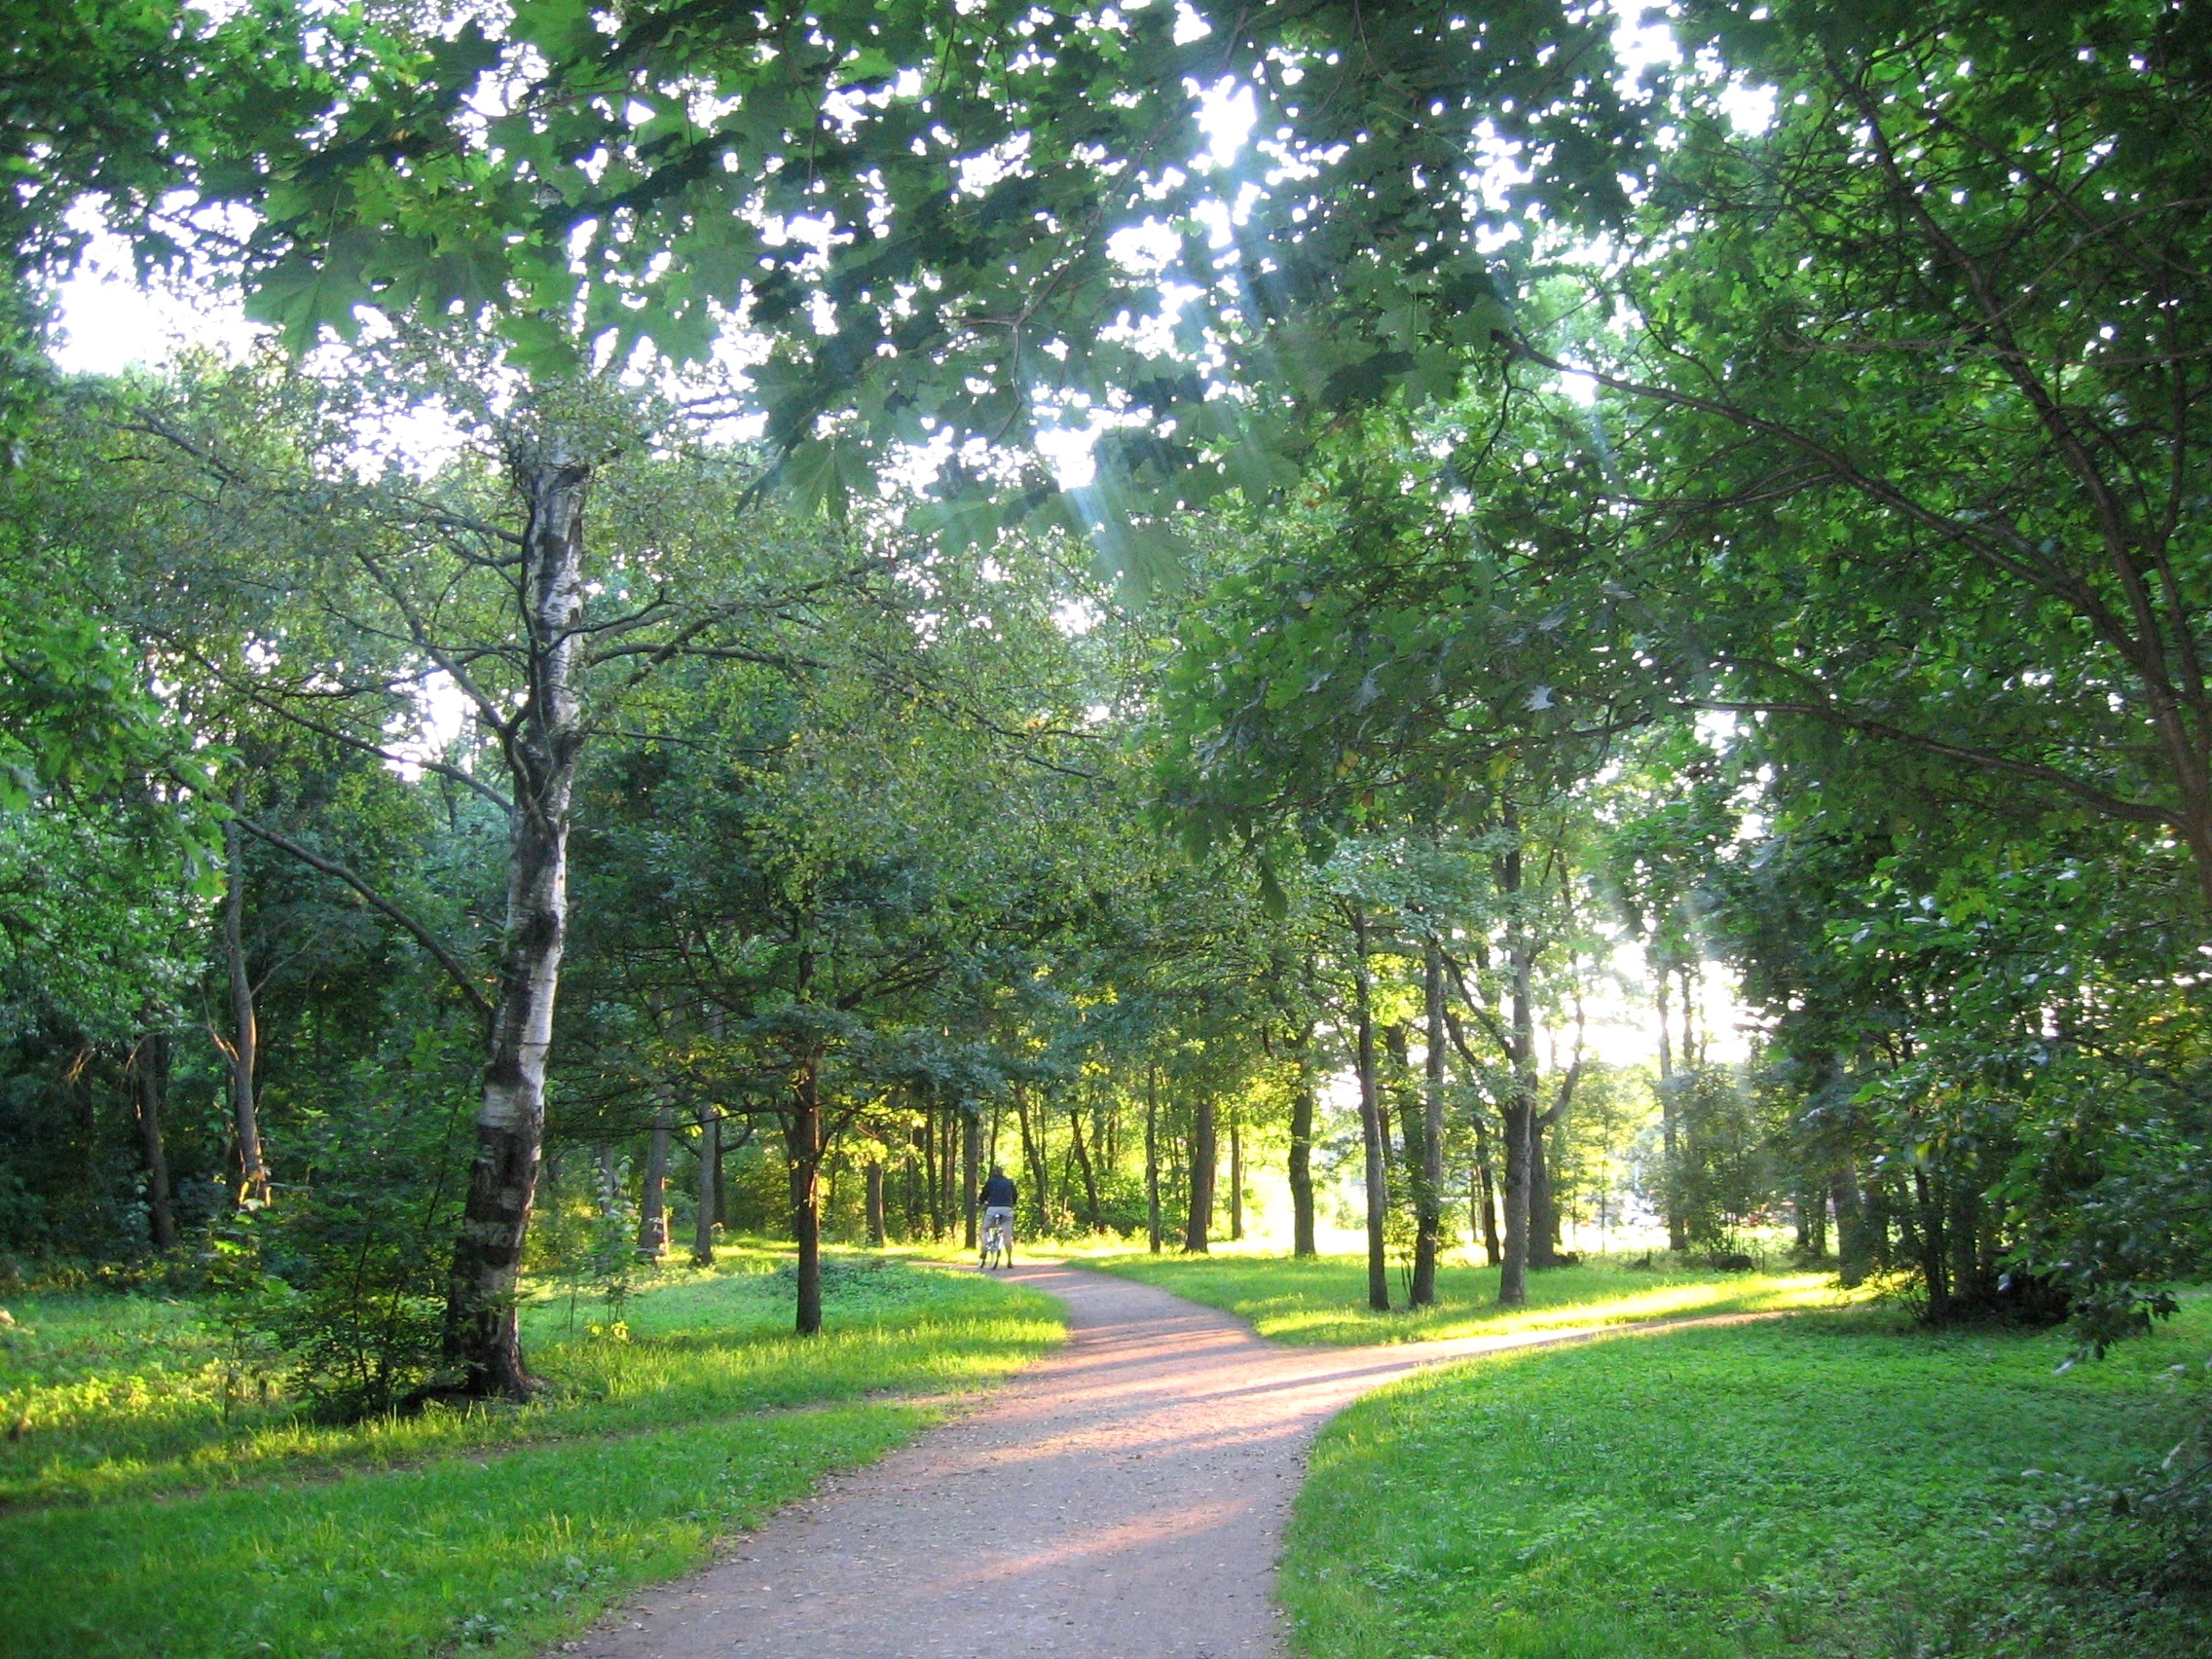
left=226, top=1036, right=474, bottom=1418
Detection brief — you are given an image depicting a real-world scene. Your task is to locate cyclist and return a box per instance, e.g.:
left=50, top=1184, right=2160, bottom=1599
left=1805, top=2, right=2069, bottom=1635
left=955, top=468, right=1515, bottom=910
left=977, top=1164, right=1016, bottom=1268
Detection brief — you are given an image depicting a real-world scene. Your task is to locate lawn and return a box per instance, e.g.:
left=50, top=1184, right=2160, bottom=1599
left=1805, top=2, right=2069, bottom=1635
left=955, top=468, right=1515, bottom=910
left=1280, top=1298, right=2212, bottom=1658
left=1089, top=1248, right=1850, bottom=1346
left=0, top=1249, right=1059, bottom=1657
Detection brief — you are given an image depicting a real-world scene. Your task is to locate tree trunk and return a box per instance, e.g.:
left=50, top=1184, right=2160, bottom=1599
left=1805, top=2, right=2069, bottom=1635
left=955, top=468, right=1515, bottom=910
left=1352, top=905, right=1390, bottom=1311
left=1499, top=1101, right=1533, bottom=1306
left=1833, top=1161, right=1873, bottom=1286
left=1014, top=1083, right=1050, bottom=1235
left=132, top=1031, right=177, bottom=1252
left=787, top=1067, right=825, bottom=1336
left=1497, top=819, right=1534, bottom=1309
left=1656, top=975, right=1685, bottom=1254
left=922, top=1113, right=941, bottom=1239
left=1414, top=936, right=1447, bottom=1306
left=692, top=1106, right=719, bottom=1266
left=1529, top=1115, right=1560, bottom=1270
left=637, top=1101, right=673, bottom=1259
left=222, top=800, right=269, bottom=1208
left=597, top=1144, right=619, bottom=1218
left=1228, top=1109, right=1243, bottom=1243
left=1912, top=1164, right=1950, bottom=1323
left=1472, top=1112, right=1502, bottom=1266
left=1146, top=1066, right=1162, bottom=1254
left=865, top=1155, right=886, bottom=1247
left=442, top=447, right=592, bottom=1400
left=1288, top=1044, right=1317, bottom=1258
left=1184, top=1094, right=1216, bottom=1253
left=961, top=1111, right=980, bottom=1249
left=1069, top=1106, right=1101, bottom=1232
left=940, top=1110, right=959, bottom=1237
left=713, top=1119, right=727, bottom=1229
left=1794, top=1182, right=1826, bottom=1262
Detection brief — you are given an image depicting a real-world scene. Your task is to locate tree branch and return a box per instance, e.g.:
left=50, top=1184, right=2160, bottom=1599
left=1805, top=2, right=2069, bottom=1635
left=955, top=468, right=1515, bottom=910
left=237, top=818, right=493, bottom=1017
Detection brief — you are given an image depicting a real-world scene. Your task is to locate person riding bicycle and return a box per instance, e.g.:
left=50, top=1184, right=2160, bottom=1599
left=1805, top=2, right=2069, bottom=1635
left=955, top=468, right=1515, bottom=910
left=978, top=1165, right=1016, bottom=1268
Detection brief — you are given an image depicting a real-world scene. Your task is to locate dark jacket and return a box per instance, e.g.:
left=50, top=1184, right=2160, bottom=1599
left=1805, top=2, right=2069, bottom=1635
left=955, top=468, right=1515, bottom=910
left=979, top=1172, right=1016, bottom=1208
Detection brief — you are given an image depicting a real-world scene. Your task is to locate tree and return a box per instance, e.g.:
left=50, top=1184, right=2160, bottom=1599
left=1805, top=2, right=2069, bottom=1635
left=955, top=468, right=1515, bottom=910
left=1548, top=0, right=2212, bottom=903
left=202, top=2, right=1648, bottom=547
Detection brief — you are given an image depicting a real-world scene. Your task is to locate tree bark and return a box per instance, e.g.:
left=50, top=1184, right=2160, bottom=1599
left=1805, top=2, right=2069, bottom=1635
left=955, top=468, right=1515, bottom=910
left=787, top=1067, right=825, bottom=1336
left=1414, top=936, right=1448, bottom=1306
left=1832, top=1161, right=1873, bottom=1286
left=1497, top=819, right=1535, bottom=1309
left=1912, top=1164, right=1950, bottom=1323
left=1530, top=1112, right=1560, bottom=1270
left=1069, top=1105, right=1101, bottom=1232
left=940, top=1109, right=958, bottom=1236
left=1472, top=1112, right=1502, bottom=1266
left=713, top=1112, right=727, bottom=1229
left=1146, top=1066, right=1162, bottom=1254
left=132, top=1031, right=177, bottom=1252
left=1184, top=1094, right=1216, bottom=1253
left=1228, top=1109, right=1243, bottom=1243
left=1288, top=1042, right=1317, bottom=1258
left=1655, top=974, right=1685, bottom=1253
left=1352, top=904, right=1390, bottom=1311
left=1014, top=1082, right=1050, bottom=1235
left=961, top=1110, right=980, bottom=1249
left=637, top=1100, right=673, bottom=1259
left=692, top=1105, right=719, bottom=1266
left=442, top=447, right=592, bottom=1400
left=597, top=1144, right=620, bottom=1219
left=865, top=1154, right=886, bottom=1247
left=222, top=798, right=269, bottom=1208
left=922, top=1112, right=941, bottom=1239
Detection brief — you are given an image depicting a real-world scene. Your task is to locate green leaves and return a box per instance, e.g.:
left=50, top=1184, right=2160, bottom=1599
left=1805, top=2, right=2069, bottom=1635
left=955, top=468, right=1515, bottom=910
left=111, top=2, right=1652, bottom=581
left=243, top=253, right=370, bottom=353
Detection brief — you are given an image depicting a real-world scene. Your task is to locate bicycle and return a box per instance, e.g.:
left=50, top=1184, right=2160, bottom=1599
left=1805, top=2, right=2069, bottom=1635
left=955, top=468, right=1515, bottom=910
left=978, top=1206, right=1014, bottom=1270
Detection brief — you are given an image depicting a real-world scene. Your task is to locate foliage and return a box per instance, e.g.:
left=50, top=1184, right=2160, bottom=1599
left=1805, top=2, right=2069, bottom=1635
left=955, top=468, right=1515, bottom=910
left=226, top=1032, right=476, bottom=1417
left=1660, top=1064, right=1782, bottom=1257
left=189, top=2, right=1652, bottom=551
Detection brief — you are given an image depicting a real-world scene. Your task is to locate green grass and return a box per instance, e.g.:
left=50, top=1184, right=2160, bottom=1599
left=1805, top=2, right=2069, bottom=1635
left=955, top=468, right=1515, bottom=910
left=1280, top=1299, right=2212, bottom=1658
left=0, top=1247, right=1043, bottom=1505
left=0, top=1249, right=1060, bottom=1657
left=1088, top=1248, right=1852, bottom=1346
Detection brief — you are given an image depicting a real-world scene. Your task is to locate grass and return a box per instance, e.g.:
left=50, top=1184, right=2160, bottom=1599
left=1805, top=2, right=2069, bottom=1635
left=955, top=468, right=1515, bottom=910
left=1280, top=1298, right=2212, bottom=1659
left=1088, top=1247, right=1852, bottom=1346
left=0, top=1248, right=1060, bottom=1657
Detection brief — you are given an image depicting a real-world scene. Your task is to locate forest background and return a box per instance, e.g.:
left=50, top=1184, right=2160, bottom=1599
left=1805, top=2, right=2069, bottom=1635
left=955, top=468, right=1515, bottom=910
left=0, top=0, right=2206, bottom=1529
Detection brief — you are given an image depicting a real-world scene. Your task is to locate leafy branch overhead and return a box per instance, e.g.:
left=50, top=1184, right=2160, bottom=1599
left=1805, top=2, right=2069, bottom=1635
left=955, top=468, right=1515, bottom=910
left=212, top=1, right=1649, bottom=541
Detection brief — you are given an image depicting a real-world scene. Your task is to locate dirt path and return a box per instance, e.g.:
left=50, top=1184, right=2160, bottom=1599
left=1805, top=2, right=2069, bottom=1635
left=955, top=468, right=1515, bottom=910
left=565, top=1264, right=1772, bottom=1659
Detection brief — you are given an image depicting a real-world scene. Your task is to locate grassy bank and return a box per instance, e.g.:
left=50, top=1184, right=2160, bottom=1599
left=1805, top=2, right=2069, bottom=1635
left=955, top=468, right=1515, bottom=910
left=0, top=1250, right=1059, bottom=1657
left=1281, top=1299, right=2212, bottom=1658
left=1089, top=1248, right=1848, bottom=1346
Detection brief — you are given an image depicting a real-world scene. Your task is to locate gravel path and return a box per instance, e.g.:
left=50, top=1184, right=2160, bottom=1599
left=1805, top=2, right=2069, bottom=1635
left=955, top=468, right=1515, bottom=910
left=565, top=1264, right=1769, bottom=1659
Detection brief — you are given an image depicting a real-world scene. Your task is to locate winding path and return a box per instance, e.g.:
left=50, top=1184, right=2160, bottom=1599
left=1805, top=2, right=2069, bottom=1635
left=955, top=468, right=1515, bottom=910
left=565, top=1264, right=1766, bottom=1659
